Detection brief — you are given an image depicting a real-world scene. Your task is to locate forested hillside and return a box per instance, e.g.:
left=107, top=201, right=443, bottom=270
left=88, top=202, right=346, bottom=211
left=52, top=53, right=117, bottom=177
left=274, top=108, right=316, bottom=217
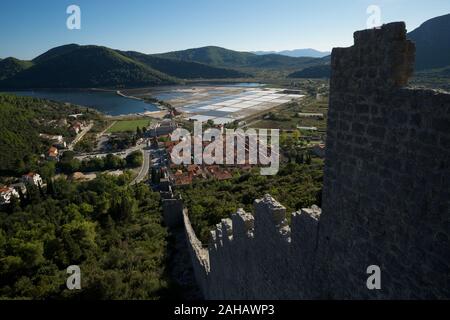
left=179, top=161, right=324, bottom=243
left=0, top=174, right=170, bottom=299
left=1, top=46, right=177, bottom=89
left=156, top=46, right=322, bottom=70
left=121, top=51, right=250, bottom=79
left=0, top=94, right=87, bottom=175
left=0, top=58, right=33, bottom=81
left=408, top=13, right=450, bottom=70
left=0, top=44, right=251, bottom=89
left=288, top=64, right=331, bottom=78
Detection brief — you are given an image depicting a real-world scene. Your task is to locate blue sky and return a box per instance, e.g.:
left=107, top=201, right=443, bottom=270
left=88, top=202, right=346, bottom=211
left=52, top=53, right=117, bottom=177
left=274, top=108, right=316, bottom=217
left=1, top=0, right=449, bottom=59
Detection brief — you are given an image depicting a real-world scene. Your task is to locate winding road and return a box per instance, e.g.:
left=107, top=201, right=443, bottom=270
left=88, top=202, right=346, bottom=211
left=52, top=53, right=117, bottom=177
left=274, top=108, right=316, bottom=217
left=68, top=121, right=94, bottom=150
left=130, top=149, right=151, bottom=185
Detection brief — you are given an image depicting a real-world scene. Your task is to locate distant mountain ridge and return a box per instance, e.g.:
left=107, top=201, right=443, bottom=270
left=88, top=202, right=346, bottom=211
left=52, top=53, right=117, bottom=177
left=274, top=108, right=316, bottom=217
left=288, top=14, right=450, bottom=78
left=288, top=64, right=331, bottom=79
left=0, top=45, right=177, bottom=89
left=252, top=48, right=331, bottom=58
left=0, top=45, right=327, bottom=88
left=122, top=50, right=248, bottom=79
left=0, top=44, right=251, bottom=89
left=407, top=13, right=450, bottom=71
left=155, top=46, right=325, bottom=70
left=1, top=13, right=448, bottom=88
left=0, top=58, right=34, bottom=81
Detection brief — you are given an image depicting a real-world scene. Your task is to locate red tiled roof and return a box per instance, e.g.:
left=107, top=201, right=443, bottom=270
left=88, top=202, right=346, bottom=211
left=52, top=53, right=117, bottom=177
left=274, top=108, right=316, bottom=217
left=0, top=187, right=10, bottom=193
left=213, top=170, right=233, bottom=181
left=174, top=173, right=193, bottom=186
left=48, top=147, right=58, bottom=156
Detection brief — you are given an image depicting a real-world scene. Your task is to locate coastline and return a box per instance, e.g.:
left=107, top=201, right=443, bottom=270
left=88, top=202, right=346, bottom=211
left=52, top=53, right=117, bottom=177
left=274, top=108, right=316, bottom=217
left=3, top=87, right=170, bottom=119
left=116, top=90, right=145, bottom=101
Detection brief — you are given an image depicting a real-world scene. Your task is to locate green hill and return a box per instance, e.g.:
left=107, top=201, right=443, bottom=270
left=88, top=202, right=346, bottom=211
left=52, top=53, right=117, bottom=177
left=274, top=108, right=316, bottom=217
left=1, top=45, right=177, bottom=89
left=288, top=64, right=331, bottom=79
left=120, top=51, right=250, bottom=79
left=0, top=95, right=40, bottom=172
left=32, top=43, right=81, bottom=64
left=2, top=13, right=450, bottom=88
left=286, top=14, right=450, bottom=78
left=156, top=46, right=255, bottom=67
left=408, top=13, right=450, bottom=71
left=156, top=46, right=322, bottom=70
left=0, top=57, right=34, bottom=81
left=0, top=94, right=88, bottom=174
left=0, top=45, right=332, bottom=88
left=0, top=44, right=254, bottom=89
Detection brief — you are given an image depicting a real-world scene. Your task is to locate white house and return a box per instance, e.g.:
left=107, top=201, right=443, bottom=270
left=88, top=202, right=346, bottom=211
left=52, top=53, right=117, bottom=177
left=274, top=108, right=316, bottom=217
left=0, top=187, right=20, bottom=205
left=39, top=134, right=64, bottom=143
left=22, top=172, right=43, bottom=186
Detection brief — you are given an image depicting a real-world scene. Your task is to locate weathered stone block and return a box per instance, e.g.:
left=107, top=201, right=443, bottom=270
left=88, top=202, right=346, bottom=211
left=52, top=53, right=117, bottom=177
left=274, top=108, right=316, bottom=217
left=181, top=21, right=450, bottom=301
left=367, top=125, right=386, bottom=139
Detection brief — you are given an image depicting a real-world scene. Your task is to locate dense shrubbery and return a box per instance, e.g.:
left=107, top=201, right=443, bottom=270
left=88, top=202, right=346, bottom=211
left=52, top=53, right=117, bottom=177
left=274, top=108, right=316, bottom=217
left=178, top=161, right=323, bottom=243
left=123, top=52, right=249, bottom=79
left=0, top=45, right=176, bottom=89
left=0, top=94, right=88, bottom=175
left=288, top=64, right=331, bottom=79
left=0, top=175, right=169, bottom=299
left=125, top=151, right=144, bottom=168
left=58, top=151, right=143, bottom=174
left=108, top=134, right=136, bottom=151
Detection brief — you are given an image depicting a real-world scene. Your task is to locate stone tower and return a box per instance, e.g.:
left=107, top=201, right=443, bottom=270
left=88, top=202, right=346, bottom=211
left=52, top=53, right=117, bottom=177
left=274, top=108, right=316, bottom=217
left=182, top=22, right=450, bottom=299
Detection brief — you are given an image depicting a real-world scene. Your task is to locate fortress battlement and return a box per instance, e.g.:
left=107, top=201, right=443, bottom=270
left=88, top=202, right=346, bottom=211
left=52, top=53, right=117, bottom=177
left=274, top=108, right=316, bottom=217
left=331, top=22, right=415, bottom=93
left=178, top=22, right=450, bottom=300
left=208, top=195, right=321, bottom=250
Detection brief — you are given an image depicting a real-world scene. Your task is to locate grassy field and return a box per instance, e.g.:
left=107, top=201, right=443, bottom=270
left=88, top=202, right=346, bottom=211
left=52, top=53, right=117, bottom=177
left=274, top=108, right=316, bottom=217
left=107, top=119, right=153, bottom=133
left=249, top=96, right=329, bottom=133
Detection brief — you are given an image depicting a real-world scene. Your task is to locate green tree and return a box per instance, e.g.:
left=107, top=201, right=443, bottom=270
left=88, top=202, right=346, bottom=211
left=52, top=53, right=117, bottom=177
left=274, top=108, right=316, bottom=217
left=126, top=151, right=143, bottom=168
left=0, top=173, right=169, bottom=300
left=105, top=154, right=123, bottom=170
left=59, top=158, right=81, bottom=174
left=39, top=161, right=56, bottom=179
left=14, top=159, right=26, bottom=175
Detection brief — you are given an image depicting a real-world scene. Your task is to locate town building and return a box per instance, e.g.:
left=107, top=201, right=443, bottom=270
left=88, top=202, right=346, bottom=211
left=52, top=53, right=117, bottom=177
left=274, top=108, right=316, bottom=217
left=297, top=112, right=325, bottom=120
left=40, top=134, right=67, bottom=149
left=70, top=121, right=84, bottom=134
left=148, top=120, right=177, bottom=137
left=297, top=126, right=318, bottom=131
left=0, top=187, right=20, bottom=205
left=22, top=172, right=43, bottom=186
left=10, top=182, right=26, bottom=195
left=39, top=134, right=64, bottom=144
left=47, top=146, right=59, bottom=161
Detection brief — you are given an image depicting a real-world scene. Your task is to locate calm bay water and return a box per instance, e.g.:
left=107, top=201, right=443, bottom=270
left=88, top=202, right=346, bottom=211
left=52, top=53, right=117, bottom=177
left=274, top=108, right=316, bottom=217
left=5, top=83, right=263, bottom=116
left=7, top=90, right=159, bottom=116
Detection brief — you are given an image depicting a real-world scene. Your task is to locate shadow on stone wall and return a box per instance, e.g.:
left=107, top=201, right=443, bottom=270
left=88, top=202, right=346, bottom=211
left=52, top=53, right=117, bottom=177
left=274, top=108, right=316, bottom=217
left=179, top=22, right=450, bottom=300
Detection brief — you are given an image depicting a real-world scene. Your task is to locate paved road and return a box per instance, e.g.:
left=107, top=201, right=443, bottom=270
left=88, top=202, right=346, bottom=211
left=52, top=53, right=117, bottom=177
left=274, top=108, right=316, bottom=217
left=74, top=144, right=145, bottom=160
left=131, top=149, right=151, bottom=185
left=68, top=122, right=94, bottom=150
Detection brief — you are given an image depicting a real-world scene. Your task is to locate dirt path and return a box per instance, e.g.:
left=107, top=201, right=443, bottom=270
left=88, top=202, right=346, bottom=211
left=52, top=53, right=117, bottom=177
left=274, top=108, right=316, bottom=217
left=97, top=121, right=117, bottom=137
left=68, top=121, right=94, bottom=150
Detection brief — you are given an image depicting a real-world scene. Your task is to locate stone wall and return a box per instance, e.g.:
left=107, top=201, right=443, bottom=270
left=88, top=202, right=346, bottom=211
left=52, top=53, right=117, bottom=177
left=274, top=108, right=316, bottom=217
left=183, top=209, right=210, bottom=295
left=315, top=22, right=450, bottom=299
left=183, top=195, right=322, bottom=299
left=182, top=22, right=450, bottom=299
left=162, top=190, right=184, bottom=228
